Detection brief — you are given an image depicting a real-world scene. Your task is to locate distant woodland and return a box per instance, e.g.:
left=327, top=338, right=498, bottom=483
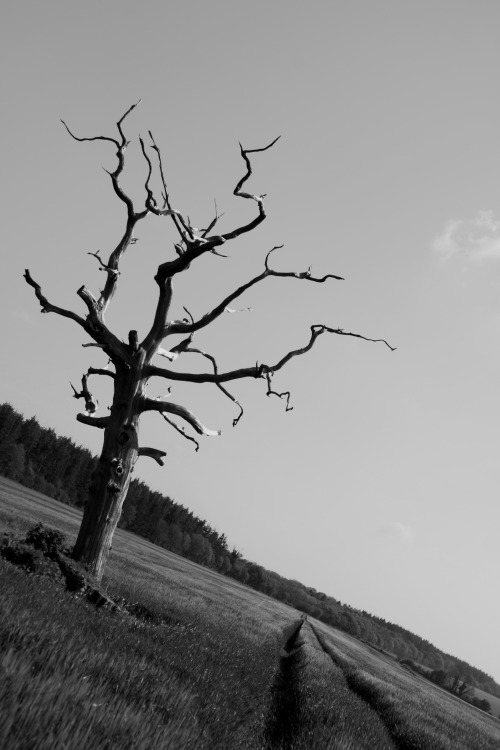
left=1, top=401, right=498, bottom=701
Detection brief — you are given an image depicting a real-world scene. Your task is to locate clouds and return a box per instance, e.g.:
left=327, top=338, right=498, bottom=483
left=433, top=210, right=500, bottom=262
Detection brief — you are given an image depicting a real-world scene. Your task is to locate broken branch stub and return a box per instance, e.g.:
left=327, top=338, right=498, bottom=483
left=138, top=447, right=167, bottom=466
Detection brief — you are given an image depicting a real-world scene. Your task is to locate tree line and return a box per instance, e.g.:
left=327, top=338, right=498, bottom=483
left=400, top=660, right=493, bottom=714
left=0, top=402, right=230, bottom=570
left=1, top=401, right=498, bottom=700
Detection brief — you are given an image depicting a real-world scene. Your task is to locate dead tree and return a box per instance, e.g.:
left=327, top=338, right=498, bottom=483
left=25, top=103, right=394, bottom=582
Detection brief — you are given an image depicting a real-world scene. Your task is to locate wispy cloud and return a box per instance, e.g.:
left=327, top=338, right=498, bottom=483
left=432, top=210, right=500, bottom=263
left=378, top=521, right=415, bottom=544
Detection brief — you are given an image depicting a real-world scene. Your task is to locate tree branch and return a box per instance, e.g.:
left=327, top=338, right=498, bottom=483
left=70, top=366, right=115, bottom=416
left=138, top=135, right=281, bottom=311
left=62, top=103, right=148, bottom=318
left=138, top=447, right=167, bottom=465
left=76, top=285, right=99, bottom=315
left=87, top=251, right=120, bottom=277
left=178, top=136, right=281, bottom=252
left=70, top=373, right=98, bottom=415
left=141, top=397, right=221, bottom=437
left=76, top=414, right=110, bottom=428
left=167, top=245, right=344, bottom=336
left=184, top=347, right=244, bottom=427
left=24, top=269, right=88, bottom=329
left=97, top=219, right=146, bottom=316
left=201, top=200, right=225, bottom=242
left=148, top=325, right=395, bottom=387
left=61, top=101, right=141, bottom=215
left=156, top=347, right=179, bottom=361
left=159, top=413, right=200, bottom=452
left=265, top=372, right=293, bottom=411
left=60, top=121, right=120, bottom=149
left=87, top=366, right=115, bottom=379
left=141, top=277, right=173, bottom=354
left=141, top=131, right=189, bottom=240
left=73, top=285, right=130, bottom=360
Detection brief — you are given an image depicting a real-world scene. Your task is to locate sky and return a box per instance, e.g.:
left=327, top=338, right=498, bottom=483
left=2, top=0, right=500, bottom=682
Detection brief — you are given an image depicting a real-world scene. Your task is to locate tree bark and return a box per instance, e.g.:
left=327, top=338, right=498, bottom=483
left=73, top=350, right=146, bottom=581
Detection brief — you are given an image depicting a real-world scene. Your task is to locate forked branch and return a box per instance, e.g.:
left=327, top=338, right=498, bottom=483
left=62, top=103, right=148, bottom=317
left=167, top=245, right=344, bottom=336
left=148, top=325, right=395, bottom=394
left=61, top=101, right=142, bottom=211
left=139, top=132, right=191, bottom=241
left=140, top=137, right=281, bottom=354
left=148, top=136, right=281, bottom=277
left=201, top=200, right=225, bottom=240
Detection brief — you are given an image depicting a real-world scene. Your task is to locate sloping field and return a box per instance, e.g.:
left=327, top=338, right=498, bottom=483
left=474, top=688, right=500, bottom=719
left=1, top=476, right=499, bottom=748
left=312, top=620, right=500, bottom=749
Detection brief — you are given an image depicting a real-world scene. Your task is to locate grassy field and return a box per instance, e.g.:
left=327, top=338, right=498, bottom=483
left=1, top=475, right=499, bottom=749
left=474, top=688, right=500, bottom=719
left=311, top=621, right=500, bottom=749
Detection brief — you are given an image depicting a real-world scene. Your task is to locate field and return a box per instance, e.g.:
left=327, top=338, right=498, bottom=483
left=475, top=689, right=500, bottom=720
left=1, top=475, right=499, bottom=749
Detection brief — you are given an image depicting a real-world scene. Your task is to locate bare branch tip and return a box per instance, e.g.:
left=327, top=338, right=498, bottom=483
left=243, top=135, right=281, bottom=154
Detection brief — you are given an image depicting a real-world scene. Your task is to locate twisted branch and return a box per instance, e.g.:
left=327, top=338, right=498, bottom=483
left=61, top=101, right=142, bottom=215
left=167, top=245, right=344, bottom=336
left=184, top=347, right=244, bottom=427
left=202, top=136, right=281, bottom=247
left=140, top=137, right=280, bottom=354
left=70, top=372, right=98, bottom=415
left=62, top=103, right=148, bottom=316
left=71, top=366, right=115, bottom=418
left=28, top=108, right=393, bottom=463
left=148, top=325, right=395, bottom=388
left=265, top=372, right=293, bottom=411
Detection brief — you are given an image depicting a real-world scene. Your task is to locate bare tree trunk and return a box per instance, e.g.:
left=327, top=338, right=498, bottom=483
left=73, top=353, right=145, bottom=581
left=25, top=105, right=393, bottom=584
